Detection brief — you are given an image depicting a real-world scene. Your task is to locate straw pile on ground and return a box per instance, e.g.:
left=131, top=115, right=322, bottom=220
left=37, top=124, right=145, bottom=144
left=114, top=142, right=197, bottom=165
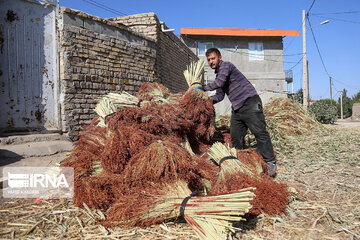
left=61, top=61, right=292, bottom=238
left=215, top=97, right=325, bottom=151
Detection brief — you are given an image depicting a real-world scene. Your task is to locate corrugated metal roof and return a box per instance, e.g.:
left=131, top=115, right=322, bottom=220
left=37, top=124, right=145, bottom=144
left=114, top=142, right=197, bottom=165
left=180, top=28, right=299, bottom=37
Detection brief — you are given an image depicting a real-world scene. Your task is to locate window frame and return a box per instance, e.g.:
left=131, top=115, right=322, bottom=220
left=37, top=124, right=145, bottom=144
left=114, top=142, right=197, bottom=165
left=248, top=42, right=264, bottom=61
left=198, top=42, right=214, bottom=56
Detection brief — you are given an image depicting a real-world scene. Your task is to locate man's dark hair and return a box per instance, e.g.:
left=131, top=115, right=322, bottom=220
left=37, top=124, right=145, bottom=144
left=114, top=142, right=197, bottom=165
left=206, top=48, right=221, bottom=57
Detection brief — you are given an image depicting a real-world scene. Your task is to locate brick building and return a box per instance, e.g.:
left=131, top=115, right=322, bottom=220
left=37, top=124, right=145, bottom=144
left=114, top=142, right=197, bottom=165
left=0, top=0, right=198, bottom=139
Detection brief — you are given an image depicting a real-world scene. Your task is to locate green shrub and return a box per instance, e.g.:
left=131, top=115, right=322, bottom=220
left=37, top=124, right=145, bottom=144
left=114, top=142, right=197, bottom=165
left=309, top=99, right=338, bottom=124
left=288, top=89, right=303, bottom=104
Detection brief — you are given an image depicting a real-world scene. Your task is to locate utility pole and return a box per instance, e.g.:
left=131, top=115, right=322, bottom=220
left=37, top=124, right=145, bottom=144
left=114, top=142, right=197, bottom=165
left=307, top=60, right=310, bottom=106
left=329, top=77, right=332, bottom=100
left=302, top=10, right=308, bottom=109
left=340, top=91, right=343, bottom=119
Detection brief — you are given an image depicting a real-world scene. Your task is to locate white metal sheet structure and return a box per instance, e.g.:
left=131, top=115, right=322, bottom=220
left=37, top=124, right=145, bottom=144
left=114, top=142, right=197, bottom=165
left=0, top=0, right=59, bottom=131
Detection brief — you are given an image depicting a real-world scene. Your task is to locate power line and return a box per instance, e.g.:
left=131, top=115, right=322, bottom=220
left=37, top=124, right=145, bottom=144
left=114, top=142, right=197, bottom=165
left=307, top=0, right=316, bottom=15
left=311, top=15, right=360, bottom=24
left=181, top=37, right=302, bottom=63
left=287, top=57, right=302, bottom=70
left=217, top=45, right=302, bottom=57
left=332, top=77, right=360, bottom=89
left=81, top=0, right=127, bottom=17
left=310, top=11, right=360, bottom=15
left=217, top=47, right=301, bottom=63
left=306, top=17, right=331, bottom=77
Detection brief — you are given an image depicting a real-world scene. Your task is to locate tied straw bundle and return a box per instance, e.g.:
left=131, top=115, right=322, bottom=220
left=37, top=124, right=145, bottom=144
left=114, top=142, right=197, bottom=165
left=208, top=142, right=290, bottom=216
left=181, top=187, right=255, bottom=240
left=184, top=59, right=205, bottom=87
left=103, top=179, right=255, bottom=240
left=94, top=92, right=142, bottom=127
left=208, top=142, right=257, bottom=177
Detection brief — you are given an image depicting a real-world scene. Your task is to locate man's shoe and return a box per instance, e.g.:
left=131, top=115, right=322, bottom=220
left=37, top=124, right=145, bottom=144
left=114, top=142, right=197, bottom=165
left=266, top=161, right=277, bottom=178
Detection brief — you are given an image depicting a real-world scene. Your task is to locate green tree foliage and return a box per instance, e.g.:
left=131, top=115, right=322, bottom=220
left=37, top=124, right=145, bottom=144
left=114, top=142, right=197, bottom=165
left=288, top=89, right=303, bottom=104
left=309, top=99, right=338, bottom=124
left=352, top=90, right=360, bottom=104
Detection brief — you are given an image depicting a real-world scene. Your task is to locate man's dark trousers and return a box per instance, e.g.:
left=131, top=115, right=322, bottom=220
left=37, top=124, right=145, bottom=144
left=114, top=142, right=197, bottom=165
left=230, top=95, right=276, bottom=163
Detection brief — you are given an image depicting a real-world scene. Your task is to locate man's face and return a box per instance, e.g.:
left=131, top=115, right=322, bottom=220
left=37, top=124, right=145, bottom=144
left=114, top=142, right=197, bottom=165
left=206, top=52, right=222, bottom=69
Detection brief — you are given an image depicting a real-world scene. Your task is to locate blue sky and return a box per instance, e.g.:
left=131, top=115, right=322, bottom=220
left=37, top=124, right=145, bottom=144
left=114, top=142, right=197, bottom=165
left=59, top=0, right=360, bottom=101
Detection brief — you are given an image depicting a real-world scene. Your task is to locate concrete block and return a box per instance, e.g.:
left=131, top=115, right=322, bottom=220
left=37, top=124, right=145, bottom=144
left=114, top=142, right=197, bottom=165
left=352, top=103, right=360, bottom=120
left=63, top=12, right=83, bottom=28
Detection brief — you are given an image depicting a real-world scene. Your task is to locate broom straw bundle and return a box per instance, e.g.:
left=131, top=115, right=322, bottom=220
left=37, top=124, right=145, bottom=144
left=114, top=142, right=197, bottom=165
left=184, top=59, right=205, bottom=87
left=103, top=179, right=255, bottom=240
left=103, top=92, right=140, bottom=107
left=208, top=142, right=255, bottom=177
left=180, top=187, right=255, bottom=240
left=94, top=92, right=142, bottom=127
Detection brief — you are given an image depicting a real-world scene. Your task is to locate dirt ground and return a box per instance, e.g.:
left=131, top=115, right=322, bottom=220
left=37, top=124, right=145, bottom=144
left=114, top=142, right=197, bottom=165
left=0, top=124, right=359, bottom=239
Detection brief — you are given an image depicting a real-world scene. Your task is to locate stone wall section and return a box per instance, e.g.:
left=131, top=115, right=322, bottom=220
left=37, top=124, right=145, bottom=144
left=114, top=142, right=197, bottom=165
left=108, top=13, right=159, bottom=41
left=59, top=8, right=156, bottom=139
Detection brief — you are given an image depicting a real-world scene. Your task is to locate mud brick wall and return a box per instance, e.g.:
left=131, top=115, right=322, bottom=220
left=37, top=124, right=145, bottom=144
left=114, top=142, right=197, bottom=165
left=59, top=8, right=156, bottom=139
left=108, top=13, right=159, bottom=41
left=157, top=30, right=198, bottom=92
left=109, top=13, right=198, bottom=93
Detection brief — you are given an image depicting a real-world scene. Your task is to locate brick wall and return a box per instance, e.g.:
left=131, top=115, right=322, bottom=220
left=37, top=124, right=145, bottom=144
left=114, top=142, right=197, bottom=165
left=108, top=13, right=159, bottom=41
left=109, top=13, right=198, bottom=93
left=157, top=29, right=197, bottom=92
left=59, top=8, right=157, bottom=139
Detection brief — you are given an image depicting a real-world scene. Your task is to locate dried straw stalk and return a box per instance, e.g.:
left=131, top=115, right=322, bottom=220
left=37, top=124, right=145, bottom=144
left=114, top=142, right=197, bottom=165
left=184, top=59, right=205, bottom=87
left=103, top=179, right=255, bottom=240
left=208, top=142, right=255, bottom=177
left=181, top=187, right=255, bottom=240
left=94, top=92, right=141, bottom=127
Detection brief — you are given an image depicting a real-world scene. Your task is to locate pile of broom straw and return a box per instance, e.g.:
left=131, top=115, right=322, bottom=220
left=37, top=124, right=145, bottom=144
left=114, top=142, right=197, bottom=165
left=215, top=97, right=325, bottom=152
left=61, top=60, right=290, bottom=239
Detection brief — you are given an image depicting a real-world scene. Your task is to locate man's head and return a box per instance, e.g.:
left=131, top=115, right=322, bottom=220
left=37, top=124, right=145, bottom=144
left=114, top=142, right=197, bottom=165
left=206, top=48, right=222, bottom=69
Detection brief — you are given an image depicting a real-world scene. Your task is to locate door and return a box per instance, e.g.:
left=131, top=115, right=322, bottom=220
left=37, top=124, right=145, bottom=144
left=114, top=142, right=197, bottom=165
left=0, top=0, right=59, bottom=132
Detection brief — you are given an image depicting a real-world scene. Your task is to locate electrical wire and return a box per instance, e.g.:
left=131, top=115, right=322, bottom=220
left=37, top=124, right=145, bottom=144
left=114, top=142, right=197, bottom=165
left=287, top=57, right=302, bottom=70
left=310, top=11, right=360, bottom=15
left=306, top=17, right=331, bottom=77
left=306, top=0, right=316, bottom=15
left=332, top=77, right=360, bottom=89
left=310, top=15, right=360, bottom=24
left=80, top=0, right=127, bottom=17
left=181, top=36, right=303, bottom=57
left=217, top=46, right=302, bottom=57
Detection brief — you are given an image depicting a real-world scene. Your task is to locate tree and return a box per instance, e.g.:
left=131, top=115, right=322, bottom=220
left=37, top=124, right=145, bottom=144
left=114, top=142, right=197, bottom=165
left=352, top=90, right=360, bottom=104
left=309, top=99, right=338, bottom=124
left=288, top=89, right=303, bottom=104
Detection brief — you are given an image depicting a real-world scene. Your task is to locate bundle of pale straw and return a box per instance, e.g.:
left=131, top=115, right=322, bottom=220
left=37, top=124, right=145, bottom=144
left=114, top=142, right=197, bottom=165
left=181, top=187, right=255, bottom=240
left=208, top=142, right=255, bottom=177
left=183, top=59, right=205, bottom=87
left=103, top=92, right=140, bottom=107
left=94, top=92, right=141, bottom=127
left=103, top=179, right=255, bottom=240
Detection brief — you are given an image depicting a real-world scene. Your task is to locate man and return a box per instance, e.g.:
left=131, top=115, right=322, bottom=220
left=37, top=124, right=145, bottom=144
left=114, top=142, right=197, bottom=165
left=197, top=48, right=277, bottom=177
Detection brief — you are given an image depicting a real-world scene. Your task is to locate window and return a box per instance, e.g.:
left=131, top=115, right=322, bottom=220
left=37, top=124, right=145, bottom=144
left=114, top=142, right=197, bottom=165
left=198, top=42, right=213, bottom=56
left=248, top=42, right=264, bottom=60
